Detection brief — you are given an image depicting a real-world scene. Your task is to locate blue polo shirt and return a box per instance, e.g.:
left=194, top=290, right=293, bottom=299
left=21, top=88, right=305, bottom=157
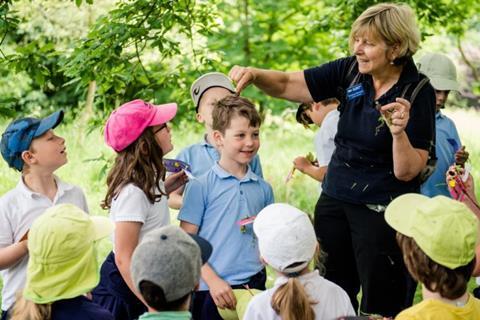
left=51, top=296, right=114, bottom=320
left=176, top=136, right=263, bottom=178
left=421, top=111, right=461, bottom=197
left=178, top=163, right=274, bottom=290
left=304, top=56, right=436, bottom=205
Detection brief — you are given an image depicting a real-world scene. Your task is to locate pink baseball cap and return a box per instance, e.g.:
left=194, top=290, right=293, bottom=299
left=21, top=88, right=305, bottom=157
left=105, top=99, right=177, bottom=152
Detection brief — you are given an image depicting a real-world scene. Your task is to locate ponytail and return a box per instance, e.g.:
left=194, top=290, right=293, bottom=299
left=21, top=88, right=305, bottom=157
left=10, top=295, right=51, bottom=320
left=271, top=277, right=315, bottom=320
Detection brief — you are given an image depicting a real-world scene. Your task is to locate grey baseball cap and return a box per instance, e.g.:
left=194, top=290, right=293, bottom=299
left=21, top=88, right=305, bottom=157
left=131, top=225, right=212, bottom=302
left=417, top=53, right=459, bottom=91
left=190, top=72, right=235, bottom=112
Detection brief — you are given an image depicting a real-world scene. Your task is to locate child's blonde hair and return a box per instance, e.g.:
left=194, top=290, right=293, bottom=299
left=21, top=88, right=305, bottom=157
left=270, top=245, right=324, bottom=320
left=11, top=295, right=51, bottom=320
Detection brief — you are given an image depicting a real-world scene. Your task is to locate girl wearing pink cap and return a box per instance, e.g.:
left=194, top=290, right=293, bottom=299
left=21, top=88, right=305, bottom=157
left=92, top=99, right=188, bottom=319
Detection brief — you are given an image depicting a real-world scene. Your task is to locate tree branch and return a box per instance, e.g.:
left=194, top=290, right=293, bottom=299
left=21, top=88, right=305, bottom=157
left=457, top=36, right=479, bottom=82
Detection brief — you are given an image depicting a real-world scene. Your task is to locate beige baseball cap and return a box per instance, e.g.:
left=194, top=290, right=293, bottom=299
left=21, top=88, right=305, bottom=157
left=417, top=53, right=459, bottom=91
left=190, top=72, right=235, bottom=112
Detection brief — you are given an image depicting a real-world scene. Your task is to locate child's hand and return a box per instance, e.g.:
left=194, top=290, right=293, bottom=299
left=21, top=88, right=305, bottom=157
left=293, top=156, right=311, bottom=173
left=455, top=146, right=469, bottom=166
left=164, top=171, right=188, bottom=195
left=209, top=277, right=237, bottom=310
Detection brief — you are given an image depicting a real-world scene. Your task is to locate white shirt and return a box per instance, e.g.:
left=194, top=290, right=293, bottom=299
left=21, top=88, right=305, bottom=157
left=244, top=270, right=355, bottom=320
left=0, top=177, right=89, bottom=311
left=110, top=182, right=170, bottom=250
left=314, top=110, right=339, bottom=193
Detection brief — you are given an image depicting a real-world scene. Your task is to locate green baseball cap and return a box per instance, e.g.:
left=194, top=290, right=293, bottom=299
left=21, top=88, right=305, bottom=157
left=385, top=194, right=478, bottom=269
left=218, top=288, right=262, bottom=320
left=417, top=53, right=459, bottom=91
left=24, top=204, right=114, bottom=304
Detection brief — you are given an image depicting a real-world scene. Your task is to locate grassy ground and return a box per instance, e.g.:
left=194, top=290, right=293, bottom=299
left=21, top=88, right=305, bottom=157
left=1, top=108, right=479, bottom=307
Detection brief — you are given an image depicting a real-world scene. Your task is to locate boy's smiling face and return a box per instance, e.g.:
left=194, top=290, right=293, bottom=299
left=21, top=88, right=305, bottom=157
left=214, top=115, right=260, bottom=168
left=197, top=87, right=233, bottom=129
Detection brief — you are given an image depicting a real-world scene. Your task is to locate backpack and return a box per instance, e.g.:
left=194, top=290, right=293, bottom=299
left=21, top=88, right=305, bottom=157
left=342, top=60, right=437, bottom=184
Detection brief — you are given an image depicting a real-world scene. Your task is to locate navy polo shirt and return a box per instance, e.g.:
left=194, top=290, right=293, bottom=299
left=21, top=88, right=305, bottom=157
left=304, top=56, right=436, bottom=205
left=51, top=296, right=114, bottom=320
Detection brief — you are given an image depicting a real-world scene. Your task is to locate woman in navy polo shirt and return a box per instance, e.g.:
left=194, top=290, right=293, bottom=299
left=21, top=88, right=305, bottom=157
left=229, top=3, right=435, bottom=317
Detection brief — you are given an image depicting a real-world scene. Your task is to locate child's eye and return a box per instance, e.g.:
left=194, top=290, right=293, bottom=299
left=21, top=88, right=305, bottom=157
left=236, top=134, right=245, bottom=138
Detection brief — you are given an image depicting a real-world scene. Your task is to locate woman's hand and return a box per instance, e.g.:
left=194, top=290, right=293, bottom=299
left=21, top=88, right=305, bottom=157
left=229, top=66, right=256, bottom=94
left=380, top=97, right=411, bottom=136
left=164, top=171, right=188, bottom=195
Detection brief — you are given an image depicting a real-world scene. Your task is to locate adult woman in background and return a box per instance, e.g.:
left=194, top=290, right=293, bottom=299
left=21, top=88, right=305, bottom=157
left=229, top=3, right=435, bottom=317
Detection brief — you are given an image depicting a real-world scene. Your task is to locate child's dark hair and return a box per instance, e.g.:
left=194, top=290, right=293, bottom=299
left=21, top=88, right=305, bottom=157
left=212, top=95, right=261, bottom=133
left=102, top=128, right=166, bottom=209
left=396, top=232, right=475, bottom=300
left=295, top=98, right=339, bottom=127
left=139, top=280, right=190, bottom=311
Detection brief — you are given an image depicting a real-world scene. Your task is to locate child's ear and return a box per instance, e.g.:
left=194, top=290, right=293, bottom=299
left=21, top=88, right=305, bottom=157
left=196, top=112, right=204, bottom=123
left=212, top=130, right=224, bottom=148
left=21, top=150, right=36, bottom=165
left=312, top=102, right=322, bottom=111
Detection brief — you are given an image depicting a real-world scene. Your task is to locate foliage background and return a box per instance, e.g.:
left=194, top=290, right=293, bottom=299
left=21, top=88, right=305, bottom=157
left=1, top=0, right=479, bottom=121
left=1, top=0, right=480, bottom=308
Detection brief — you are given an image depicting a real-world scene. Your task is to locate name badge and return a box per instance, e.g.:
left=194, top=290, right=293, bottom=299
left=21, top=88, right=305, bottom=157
left=346, top=83, right=365, bottom=101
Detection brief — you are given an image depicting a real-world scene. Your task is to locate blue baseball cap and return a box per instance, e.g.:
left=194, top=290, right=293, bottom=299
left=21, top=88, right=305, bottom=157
left=1, top=110, right=64, bottom=171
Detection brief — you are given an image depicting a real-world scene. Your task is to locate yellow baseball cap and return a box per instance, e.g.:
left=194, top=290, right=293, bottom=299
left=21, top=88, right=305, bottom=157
left=385, top=194, right=478, bottom=269
left=24, top=204, right=114, bottom=303
left=217, top=288, right=262, bottom=320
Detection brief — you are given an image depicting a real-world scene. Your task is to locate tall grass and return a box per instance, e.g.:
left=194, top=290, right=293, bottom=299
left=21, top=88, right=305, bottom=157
left=1, top=108, right=479, bottom=306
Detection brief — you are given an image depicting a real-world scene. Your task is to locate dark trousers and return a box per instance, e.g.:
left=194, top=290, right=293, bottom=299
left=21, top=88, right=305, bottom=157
left=92, top=252, right=147, bottom=320
left=1, top=310, right=8, bottom=320
left=314, top=193, right=409, bottom=317
left=192, top=268, right=266, bottom=320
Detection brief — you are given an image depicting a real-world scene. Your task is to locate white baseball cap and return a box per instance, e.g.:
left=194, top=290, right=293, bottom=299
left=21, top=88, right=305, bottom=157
left=253, top=203, right=318, bottom=274
left=190, top=72, right=235, bottom=112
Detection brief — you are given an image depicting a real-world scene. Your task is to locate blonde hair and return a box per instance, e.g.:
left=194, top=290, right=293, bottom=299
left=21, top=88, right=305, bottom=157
left=11, top=295, right=51, bottom=320
left=271, top=277, right=316, bottom=320
left=349, top=3, right=420, bottom=62
left=270, top=244, right=323, bottom=320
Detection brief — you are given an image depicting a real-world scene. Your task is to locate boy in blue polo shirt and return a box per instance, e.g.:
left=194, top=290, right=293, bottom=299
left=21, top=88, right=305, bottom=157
left=178, top=95, right=274, bottom=320
left=168, top=72, right=263, bottom=209
left=417, top=53, right=469, bottom=197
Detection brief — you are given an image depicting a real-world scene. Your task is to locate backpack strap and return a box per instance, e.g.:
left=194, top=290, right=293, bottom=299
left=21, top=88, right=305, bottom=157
left=400, top=77, right=430, bottom=105
left=346, top=60, right=361, bottom=87
left=400, top=75, right=437, bottom=183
